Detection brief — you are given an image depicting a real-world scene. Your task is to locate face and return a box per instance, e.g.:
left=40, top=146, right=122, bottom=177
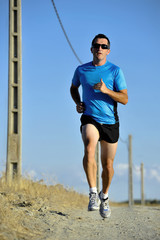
left=91, top=38, right=110, bottom=64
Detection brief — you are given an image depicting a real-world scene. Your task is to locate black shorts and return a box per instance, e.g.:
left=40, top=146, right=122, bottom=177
left=80, top=115, right=119, bottom=143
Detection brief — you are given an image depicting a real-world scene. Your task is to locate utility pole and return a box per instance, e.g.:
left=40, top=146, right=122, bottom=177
left=128, top=135, right=133, bottom=206
left=95, top=143, right=100, bottom=193
left=6, top=0, right=22, bottom=183
left=141, top=162, right=145, bottom=205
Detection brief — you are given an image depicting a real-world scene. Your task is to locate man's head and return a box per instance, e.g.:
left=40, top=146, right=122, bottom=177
left=91, top=34, right=110, bottom=49
left=91, top=34, right=110, bottom=65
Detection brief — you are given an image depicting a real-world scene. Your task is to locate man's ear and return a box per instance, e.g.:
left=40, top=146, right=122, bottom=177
left=107, top=49, right=111, bottom=55
left=90, top=47, right=93, bottom=53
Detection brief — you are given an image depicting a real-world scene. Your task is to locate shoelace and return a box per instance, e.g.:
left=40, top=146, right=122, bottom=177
left=102, top=198, right=109, bottom=209
left=89, top=193, right=97, bottom=203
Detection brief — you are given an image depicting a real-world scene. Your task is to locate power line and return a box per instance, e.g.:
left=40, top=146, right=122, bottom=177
left=120, top=137, right=128, bottom=150
left=120, top=137, right=128, bottom=144
left=51, top=0, right=83, bottom=65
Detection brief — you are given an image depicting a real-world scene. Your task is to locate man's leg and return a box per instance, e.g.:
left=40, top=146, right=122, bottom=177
left=82, top=124, right=99, bottom=188
left=82, top=124, right=100, bottom=211
left=100, top=140, right=118, bottom=194
left=99, top=140, right=118, bottom=218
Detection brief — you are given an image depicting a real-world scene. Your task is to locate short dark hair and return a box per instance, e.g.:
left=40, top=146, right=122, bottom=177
left=91, top=34, right=110, bottom=49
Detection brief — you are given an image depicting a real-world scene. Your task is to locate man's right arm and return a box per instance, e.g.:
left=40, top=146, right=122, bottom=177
left=70, top=84, right=85, bottom=113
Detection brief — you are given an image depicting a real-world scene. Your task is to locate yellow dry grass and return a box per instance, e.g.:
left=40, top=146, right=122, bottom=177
left=0, top=175, right=88, bottom=239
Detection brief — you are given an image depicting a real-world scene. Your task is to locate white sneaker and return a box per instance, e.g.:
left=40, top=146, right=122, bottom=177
left=99, top=193, right=111, bottom=218
left=88, top=192, right=100, bottom=211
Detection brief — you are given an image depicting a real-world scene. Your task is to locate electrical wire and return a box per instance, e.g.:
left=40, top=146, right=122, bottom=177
left=51, top=0, right=83, bottom=65
left=120, top=137, right=129, bottom=151
left=120, top=137, right=128, bottom=144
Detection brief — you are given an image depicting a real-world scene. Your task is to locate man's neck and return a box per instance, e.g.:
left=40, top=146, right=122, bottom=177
left=92, top=58, right=107, bottom=66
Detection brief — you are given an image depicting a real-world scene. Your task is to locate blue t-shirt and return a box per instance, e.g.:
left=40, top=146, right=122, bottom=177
left=72, top=61, right=127, bottom=124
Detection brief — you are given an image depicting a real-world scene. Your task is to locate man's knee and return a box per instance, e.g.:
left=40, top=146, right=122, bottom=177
left=84, top=144, right=96, bottom=159
left=102, top=159, right=114, bottom=172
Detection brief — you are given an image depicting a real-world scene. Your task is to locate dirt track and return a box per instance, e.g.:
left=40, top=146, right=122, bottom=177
left=0, top=179, right=160, bottom=240
left=1, top=205, right=160, bottom=240
left=24, top=205, right=160, bottom=240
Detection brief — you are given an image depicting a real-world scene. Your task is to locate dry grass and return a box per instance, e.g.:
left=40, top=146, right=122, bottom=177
left=0, top=175, right=88, bottom=239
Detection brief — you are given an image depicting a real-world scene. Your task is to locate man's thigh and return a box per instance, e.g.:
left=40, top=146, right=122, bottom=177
left=82, top=124, right=100, bottom=148
left=100, top=140, right=118, bottom=164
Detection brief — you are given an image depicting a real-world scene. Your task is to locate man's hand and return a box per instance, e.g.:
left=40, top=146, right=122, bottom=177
left=93, top=79, right=108, bottom=94
left=76, top=102, right=85, bottom=113
left=93, top=79, right=128, bottom=105
left=70, top=84, right=85, bottom=113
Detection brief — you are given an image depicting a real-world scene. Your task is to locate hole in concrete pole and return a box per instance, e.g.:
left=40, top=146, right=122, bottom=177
left=13, top=87, right=18, bottom=109
left=14, top=10, right=17, bottom=33
left=13, top=112, right=18, bottom=133
left=12, top=163, right=18, bottom=178
left=14, top=36, right=18, bottom=58
left=14, top=61, right=18, bottom=83
left=14, top=0, right=17, bottom=7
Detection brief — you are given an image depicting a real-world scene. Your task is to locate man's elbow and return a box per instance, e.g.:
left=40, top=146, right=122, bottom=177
left=123, top=95, right=128, bottom=105
left=119, top=89, right=128, bottom=105
left=70, top=84, right=74, bottom=93
left=70, top=86, right=73, bottom=94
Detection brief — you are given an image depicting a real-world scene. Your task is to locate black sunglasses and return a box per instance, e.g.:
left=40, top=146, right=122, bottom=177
left=92, top=43, right=110, bottom=50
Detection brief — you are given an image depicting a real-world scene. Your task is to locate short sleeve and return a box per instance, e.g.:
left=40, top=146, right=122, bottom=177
left=114, top=68, right=127, bottom=91
left=72, top=67, right=81, bottom=87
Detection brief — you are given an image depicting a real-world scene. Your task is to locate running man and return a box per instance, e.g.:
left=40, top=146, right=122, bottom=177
left=70, top=34, right=128, bottom=218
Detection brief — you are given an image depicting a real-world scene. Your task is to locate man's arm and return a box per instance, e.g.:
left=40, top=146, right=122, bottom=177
left=93, top=79, right=128, bottom=105
left=70, top=84, right=85, bottom=113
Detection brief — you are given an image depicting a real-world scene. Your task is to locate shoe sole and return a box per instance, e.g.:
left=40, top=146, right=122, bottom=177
left=88, top=207, right=99, bottom=211
left=88, top=198, right=101, bottom=211
left=99, top=210, right=111, bottom=218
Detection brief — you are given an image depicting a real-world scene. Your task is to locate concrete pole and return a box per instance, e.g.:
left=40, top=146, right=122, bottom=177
left=6, top=0, right=22, bottom=183
left=128, top=135, right=133, bottom=206
left=95, top=143, right=100, bottom=193
left=141, top=162, right=145, bottom=205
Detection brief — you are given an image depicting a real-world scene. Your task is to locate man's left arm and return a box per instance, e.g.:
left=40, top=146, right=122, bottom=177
left=93, top=79, right=128, bottom=105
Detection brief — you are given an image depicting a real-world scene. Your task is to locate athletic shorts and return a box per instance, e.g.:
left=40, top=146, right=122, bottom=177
left=80, top=114, right=119, bottom=143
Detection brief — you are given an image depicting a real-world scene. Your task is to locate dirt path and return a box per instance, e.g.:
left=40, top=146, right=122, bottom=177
left=0, top=180, right=159, bottom=240
left=16, top=205, right=160, bottom=240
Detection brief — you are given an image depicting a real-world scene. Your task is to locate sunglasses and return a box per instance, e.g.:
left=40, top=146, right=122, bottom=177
left=92, top=43, right=110, bottom=50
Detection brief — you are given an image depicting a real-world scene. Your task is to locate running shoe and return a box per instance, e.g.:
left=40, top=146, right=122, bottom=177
left=99, top=197, right=111, bottom=218
left=88, top=192, right=100, bottom=211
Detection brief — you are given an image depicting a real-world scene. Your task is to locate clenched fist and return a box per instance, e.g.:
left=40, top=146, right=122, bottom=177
left=93, top=79, right=108, bottom=94
left=76, top=102, right=85, bottom=113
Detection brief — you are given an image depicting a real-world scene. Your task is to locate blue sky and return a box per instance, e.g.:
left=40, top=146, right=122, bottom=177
left=0, top=0, right=160, bottom=202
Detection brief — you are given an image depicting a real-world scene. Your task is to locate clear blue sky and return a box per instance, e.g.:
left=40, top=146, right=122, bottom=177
left=0, top=0, right=160, bottom=202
